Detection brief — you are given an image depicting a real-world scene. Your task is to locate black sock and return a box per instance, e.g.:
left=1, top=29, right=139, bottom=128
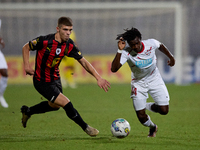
left=27, top=101, right=59, bottom=116
left=63, top=102, right=87, bottom=130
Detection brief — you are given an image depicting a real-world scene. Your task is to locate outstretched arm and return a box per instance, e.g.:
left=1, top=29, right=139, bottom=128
left=78, top=57, right=110, bottom=92
left=22, top=43, right=35, bottom=76
left=111, top=38, right=125, bottom=72
left=158, top=44, right=175, bottom=67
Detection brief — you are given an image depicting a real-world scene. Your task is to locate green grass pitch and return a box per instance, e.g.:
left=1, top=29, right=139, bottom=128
left=0, top=83, right=200, bottom=150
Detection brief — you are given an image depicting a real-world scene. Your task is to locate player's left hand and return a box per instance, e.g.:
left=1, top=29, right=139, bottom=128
left=25, top=67, right=35, bottom=76
left=97, top=78, right=111, bottom=92
left=0, top=38, right=5, bottom=49
left=167, top=57, right=175, bottom=67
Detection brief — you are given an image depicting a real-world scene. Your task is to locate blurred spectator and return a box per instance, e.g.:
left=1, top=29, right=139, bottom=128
left=61, top=31, right=77, bottom=88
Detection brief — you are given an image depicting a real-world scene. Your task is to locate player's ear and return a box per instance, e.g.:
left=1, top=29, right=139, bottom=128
left=56, top=26, right=60, bottom=32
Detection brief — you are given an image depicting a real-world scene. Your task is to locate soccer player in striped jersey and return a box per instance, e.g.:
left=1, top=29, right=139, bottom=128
left=21, top=16, right=110, bottom=137
left=111, top=28, right=175, bottom=137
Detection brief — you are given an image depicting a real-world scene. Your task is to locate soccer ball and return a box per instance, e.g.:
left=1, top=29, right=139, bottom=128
left=111, top=118, right=131, bottom=138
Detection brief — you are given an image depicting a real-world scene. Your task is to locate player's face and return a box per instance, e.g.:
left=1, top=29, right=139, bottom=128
left=128, top=37, right=142, bottom=53
left=57, top=25, right=73, bottom=42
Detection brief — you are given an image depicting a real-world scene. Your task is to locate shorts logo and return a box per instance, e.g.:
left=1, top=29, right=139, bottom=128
left=131, top=87, right=137, bottom=96
left=50, top=96, right=55, bottom=102
left=56, top=48, right=61, bottom=55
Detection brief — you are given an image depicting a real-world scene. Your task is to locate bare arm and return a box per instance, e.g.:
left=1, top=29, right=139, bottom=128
left=111, top=53, right=122, bottom=72
left=111, top=38, right=125, bottom=72
left=78, top=57, right=110, bottom=92
left=158, top=44, right=175, bottom=67
left=22, top=43, right=35, bottom=76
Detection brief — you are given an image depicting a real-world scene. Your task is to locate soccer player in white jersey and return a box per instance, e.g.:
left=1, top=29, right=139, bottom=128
left=111, top=28, right=175, bottom=137
left=0, top=19, right=9, bottom=108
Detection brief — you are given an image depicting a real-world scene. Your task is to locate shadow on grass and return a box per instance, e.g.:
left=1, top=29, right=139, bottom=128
left=0, top=134, right=136, bottom=143
left=1, top=134, right=199, bottom=150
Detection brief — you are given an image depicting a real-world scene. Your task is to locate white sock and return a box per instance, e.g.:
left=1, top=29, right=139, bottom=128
left=143, top=115, right=155, bottom=128
left=0, top=76, right=8, bottom=96
left=146, top=102, right=156, bottom=113
left=0, top=96, right=8, bottom=108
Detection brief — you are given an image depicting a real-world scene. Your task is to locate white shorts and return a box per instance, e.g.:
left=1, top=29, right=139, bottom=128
left=130, top=72, right=169, bottom=111
left=0, top=50, right=8, bottom=69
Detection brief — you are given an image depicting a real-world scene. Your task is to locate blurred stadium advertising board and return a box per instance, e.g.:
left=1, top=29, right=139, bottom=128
left=5, top=55, right=200, bottom=84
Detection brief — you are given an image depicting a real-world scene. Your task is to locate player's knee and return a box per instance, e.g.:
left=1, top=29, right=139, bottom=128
left=160, top=110, right=168, bottom=115
left=48, top=101, right=60, bottom=110
left=159, top=105, right=169, bottom=115
left=0, top=69, right=8, bottom=77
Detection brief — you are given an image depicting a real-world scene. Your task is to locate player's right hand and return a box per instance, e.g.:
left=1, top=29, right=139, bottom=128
left=97, top=78, right=111, bottom=92
left=118, top=37, right=126, bottom=50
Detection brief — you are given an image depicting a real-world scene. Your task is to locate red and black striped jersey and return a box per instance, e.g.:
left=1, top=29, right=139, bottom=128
left=29, top=33, right=83, bottom=82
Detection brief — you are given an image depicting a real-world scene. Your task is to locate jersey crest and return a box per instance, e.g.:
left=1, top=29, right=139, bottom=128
left=56, top=48, right=61, bottom=55
left=145, top=46, right=152, bottom=56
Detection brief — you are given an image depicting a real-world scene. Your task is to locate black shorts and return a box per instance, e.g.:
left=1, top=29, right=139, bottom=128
left=33, top=78, right=63, bottom=103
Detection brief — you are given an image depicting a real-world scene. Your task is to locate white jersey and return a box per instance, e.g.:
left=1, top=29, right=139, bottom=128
left=120, top=39, right=161, bottom=80
left=0, top=50, right=8, bottom=69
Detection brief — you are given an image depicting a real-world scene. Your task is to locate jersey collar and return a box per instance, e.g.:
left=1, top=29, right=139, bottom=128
left=138, top=42, right=145, bottom=54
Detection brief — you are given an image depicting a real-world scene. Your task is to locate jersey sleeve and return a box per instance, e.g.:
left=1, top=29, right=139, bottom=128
left=120, top=50, right=129, bottom=65
left=29, top=36, right=44, bottom=51
left=149, top=39, right=161, bottom=49
left=67, top=40, right=83, bottom=60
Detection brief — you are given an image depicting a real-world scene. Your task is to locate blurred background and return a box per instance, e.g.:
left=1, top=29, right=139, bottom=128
left=0, top=0, right=199, bottom=84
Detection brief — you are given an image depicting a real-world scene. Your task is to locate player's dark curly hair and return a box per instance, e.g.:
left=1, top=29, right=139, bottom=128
left=116, top=28, right=142, bottom=43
